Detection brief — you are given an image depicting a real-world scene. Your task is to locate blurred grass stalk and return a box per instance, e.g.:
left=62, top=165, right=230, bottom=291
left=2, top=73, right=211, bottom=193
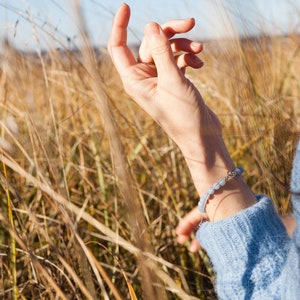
left=73, top=1, right=168, bottom=299
left=1, top=162, right=18, bottom=299
left=1, top=64, right=17, bottom=299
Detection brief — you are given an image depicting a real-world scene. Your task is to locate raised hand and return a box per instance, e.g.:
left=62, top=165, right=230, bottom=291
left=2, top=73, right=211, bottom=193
left=108, top=3, right=222, bottom=159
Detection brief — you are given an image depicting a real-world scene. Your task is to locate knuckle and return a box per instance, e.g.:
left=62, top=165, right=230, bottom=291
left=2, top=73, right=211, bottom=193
left=151, top=43, right=170, bottom=56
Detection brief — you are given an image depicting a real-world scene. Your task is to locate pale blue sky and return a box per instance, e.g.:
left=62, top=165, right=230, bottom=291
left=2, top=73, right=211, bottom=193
left=0, top=0, right=299, bottom=50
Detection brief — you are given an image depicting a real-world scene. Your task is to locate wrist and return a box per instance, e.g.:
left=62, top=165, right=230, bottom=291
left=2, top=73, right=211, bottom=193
left=198, top=167, right=245, bottom=213
left=179, top=131, right=231, bottom=162
left=181, top=135, right=235, bottom=193
left=205, top=178, right=257, bottom=221
left=184, top=153, right=235, bottom=197
left=180, top=136, right=257, bottom=221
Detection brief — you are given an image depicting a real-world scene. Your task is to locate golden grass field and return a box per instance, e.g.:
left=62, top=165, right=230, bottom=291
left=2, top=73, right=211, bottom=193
left=0, top=5, right=300, bottom=300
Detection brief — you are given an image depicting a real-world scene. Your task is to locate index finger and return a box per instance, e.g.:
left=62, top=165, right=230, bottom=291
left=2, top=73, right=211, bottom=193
left=108, top=4, right=136, bottom=72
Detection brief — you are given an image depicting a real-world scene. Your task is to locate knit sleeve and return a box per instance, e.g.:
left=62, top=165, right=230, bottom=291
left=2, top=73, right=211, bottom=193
left=196, top=141, right=300, bottom=299
left=196, top=195, right=291, bottom=299
left=291, top=141, right=300, bottom=249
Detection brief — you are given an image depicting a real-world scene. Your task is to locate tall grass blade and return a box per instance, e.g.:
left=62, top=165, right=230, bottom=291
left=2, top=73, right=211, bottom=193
left=1, top=162, right=18, bottom=300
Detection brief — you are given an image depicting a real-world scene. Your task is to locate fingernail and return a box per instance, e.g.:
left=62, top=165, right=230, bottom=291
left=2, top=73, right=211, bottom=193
left=191, top=42, right=202, bottom=51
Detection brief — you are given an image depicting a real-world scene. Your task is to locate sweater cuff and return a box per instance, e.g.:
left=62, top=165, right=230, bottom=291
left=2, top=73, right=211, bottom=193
left=196, top=195, right=289, bottom=279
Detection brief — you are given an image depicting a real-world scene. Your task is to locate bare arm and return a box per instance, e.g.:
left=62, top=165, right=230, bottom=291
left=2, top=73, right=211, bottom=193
left=108, top=4, right=258, bottom=251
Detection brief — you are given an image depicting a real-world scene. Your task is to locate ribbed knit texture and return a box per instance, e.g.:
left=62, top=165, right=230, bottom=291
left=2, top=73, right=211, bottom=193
left=197, top=141, right=300, bottom=299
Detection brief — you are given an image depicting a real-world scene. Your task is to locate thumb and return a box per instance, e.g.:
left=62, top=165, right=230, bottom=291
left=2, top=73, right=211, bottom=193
left=144, top=22, right=181, bottom=80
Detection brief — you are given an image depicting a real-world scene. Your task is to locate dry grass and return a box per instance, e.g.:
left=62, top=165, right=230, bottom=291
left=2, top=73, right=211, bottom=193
left=0, top=4, right=300, bottom=300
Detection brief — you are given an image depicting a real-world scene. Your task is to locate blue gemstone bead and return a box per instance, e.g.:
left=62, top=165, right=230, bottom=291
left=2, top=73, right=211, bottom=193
left=213, top=182, right=221, bottom=190
left=220, top=178, right=226, bottom=186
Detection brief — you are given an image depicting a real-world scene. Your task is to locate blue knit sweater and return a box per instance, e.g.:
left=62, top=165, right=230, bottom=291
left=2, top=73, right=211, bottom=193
left=197, top=142, right=300, bottom=299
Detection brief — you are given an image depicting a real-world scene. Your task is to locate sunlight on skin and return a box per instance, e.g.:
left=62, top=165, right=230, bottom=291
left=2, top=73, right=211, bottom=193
left=109, top=3, right=296, bottom=253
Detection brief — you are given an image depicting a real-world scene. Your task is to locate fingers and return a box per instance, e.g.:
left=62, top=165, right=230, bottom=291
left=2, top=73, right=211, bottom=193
left=175, top=53, right=203, bottom=70
left=139, top=38, right=203, bottom=64
left=189, top=239, right=202, bottom=253
left=144, top=22, right=181, bottom=79
left=172, top=39, right=203, bottom=70
left=109, top=5, right=203, bottom=76
left=176, top=206, right=206, bottom=252
left=170, top=38, right=202, bottom=54
left=138, top=18, right=202, bottom=65
left=108, top=3, right=136, bottom=73
left=176, top=206, right=204, bottom=237
left=162, top=18, right=195, bottom=39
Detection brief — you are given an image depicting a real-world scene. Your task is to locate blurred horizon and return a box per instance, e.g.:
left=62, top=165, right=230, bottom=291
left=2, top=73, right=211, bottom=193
left=0, top=0, right=300, bottom=51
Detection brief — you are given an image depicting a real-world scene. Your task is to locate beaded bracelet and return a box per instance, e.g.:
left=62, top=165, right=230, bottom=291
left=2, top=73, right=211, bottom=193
left=198, top=167, right=244, bottom=213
